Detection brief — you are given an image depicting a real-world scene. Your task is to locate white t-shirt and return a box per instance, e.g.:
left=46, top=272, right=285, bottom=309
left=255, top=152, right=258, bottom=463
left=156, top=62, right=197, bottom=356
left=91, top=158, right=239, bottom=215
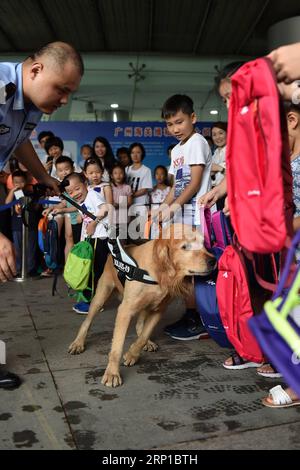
left=169, top=133, right=212, bottom=225
left=150, top=186, right=171, bottom=207
left=126, top=164, right=153, bottom=206
left=211, top=146, right=226, bottom=186
left=80, top=188, right=108, bottom=240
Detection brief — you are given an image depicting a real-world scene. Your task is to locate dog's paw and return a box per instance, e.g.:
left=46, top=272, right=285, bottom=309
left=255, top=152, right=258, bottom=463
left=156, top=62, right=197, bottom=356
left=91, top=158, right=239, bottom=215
left=143, top=340, right=158, bottom=352
left=68, top=341, right=85, bottom=355
left=101, top=369, right=123, bottom=387
left=123, top=351, right=139, bottom=367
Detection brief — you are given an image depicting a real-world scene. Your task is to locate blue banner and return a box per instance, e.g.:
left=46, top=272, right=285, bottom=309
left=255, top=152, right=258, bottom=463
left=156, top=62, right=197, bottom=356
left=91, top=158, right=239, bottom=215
left=31, top=121, right=213, bottom=173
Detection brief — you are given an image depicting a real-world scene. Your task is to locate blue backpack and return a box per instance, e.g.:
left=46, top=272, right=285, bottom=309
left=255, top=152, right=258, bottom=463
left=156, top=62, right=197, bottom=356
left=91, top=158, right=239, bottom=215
left=43, top=218, right=60, bottom=270
left=195, top=210, right=233, bottom=348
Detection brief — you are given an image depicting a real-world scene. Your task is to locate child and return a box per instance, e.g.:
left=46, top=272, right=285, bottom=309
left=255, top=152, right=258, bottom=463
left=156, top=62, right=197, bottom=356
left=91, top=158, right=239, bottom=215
left=5, top=170, right=39, bottom=276
left=149, top=165, right=171, bottom=239
left=83, top=157, right=113, bottom=204
left=116, top=147, right=132, bottom=170
left=286, top=103, right=300, bottom=230
left=150, top=165, right=171, bottom=208
left=6, top=161, right=38, bottom=192
left=92, top=136, right=116, bottom=183
left=79, top=144, right=93, bottom=168
left=42, top=157, right=78, bottom=274
left=84, top=157, right=104, bottom=188
left=63, top=172, right=111, bottom=315
left=110, top=164, right=132, bottom=239
left=157, top=94, right=212, bottom=340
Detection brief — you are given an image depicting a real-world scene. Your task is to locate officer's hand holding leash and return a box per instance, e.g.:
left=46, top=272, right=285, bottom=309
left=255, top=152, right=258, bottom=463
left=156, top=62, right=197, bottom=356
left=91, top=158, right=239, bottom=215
left=37, top=174, right=61, bottom=197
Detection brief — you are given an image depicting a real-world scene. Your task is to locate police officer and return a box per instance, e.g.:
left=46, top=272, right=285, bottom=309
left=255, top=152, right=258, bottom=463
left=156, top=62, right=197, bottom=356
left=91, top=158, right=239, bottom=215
left=0, top=41, right=84, bottom=389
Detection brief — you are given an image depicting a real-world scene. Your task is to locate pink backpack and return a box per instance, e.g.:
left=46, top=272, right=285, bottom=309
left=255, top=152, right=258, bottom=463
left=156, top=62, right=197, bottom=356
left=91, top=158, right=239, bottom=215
left=226, top=57, right=294, bottom=254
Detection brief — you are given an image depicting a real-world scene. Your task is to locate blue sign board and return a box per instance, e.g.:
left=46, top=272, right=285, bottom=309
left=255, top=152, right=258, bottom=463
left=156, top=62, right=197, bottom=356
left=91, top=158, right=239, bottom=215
left=31, top=121, right=213, bottom=173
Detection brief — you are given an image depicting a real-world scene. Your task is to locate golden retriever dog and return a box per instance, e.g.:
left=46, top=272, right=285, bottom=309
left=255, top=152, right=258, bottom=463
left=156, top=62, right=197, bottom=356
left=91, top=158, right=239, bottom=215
left=68, top=224, right=216, bottom=387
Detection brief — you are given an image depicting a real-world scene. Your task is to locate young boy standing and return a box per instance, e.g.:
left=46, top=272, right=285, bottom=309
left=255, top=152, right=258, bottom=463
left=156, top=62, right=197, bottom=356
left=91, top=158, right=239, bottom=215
left=158, top=94, right=212, bottom=340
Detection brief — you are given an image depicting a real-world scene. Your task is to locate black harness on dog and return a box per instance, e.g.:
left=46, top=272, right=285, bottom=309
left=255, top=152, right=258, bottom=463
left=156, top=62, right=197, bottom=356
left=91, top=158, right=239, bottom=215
left=59, top=189, right=158, bottom=286
left=107, top=237, right=158, bottom=286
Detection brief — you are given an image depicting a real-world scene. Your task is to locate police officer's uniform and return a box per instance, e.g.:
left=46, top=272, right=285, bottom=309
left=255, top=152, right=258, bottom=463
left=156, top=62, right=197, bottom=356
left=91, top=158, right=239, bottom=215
left=0, top=62, right=42, bottom=389
left=0, top=62, right=42, bottom=170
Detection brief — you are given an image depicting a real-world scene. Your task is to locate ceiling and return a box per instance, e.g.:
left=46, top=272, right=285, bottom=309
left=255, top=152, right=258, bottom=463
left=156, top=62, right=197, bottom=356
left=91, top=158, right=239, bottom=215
left=1, top=0, right=300, bottom=121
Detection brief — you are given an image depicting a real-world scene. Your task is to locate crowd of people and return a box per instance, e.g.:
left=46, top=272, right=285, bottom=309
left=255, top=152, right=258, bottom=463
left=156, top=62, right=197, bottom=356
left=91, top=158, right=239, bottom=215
left=1, top=39, right=300, bottom=411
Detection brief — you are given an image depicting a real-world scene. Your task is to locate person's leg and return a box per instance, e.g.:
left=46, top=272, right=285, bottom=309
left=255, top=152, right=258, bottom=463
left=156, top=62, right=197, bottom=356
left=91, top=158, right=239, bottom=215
left=12, top=231, right=22, bottom=273
left=93, top=238, right=110, bottom=287
left=223, top=351, right=263, bottom=369
left=263, top=386, right=300, bottom=408
left=73, top=238, right=110, bottom=315
left=27, top=230, right=38, bottom=273
left=71, top=223, right=82, bottom=245
left=64, top=215, right=74, bottom=260
left=256, top=363, right=282, bottom=378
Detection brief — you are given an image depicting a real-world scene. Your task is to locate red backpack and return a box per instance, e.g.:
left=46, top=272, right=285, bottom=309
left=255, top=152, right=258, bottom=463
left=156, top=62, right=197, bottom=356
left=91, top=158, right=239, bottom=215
left=216, top=241, right=278, bottom=363
left=226, top=57, right=294, bottom=254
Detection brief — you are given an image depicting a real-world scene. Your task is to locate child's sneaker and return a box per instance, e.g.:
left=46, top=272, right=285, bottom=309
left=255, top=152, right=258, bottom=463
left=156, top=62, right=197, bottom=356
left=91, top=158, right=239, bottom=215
left=72, top=302, right=104, bottom=315
left=164, top=309, right=209, bottom=340
left=73, top=302, right=90, bottom=315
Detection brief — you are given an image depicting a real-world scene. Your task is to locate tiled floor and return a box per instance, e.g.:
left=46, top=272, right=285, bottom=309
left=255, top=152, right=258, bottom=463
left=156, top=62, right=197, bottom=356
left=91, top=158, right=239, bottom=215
left=0, top=277, right=299, bottom=450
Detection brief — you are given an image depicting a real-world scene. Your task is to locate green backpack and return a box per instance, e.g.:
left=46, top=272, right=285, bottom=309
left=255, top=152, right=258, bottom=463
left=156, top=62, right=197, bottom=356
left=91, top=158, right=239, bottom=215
left=63, top=240, right=94, bottom=301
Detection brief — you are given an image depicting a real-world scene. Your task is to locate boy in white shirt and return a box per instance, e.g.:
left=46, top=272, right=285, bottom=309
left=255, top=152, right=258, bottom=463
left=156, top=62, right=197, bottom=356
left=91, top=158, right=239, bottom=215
left=157, top=94, right=212, bottom=340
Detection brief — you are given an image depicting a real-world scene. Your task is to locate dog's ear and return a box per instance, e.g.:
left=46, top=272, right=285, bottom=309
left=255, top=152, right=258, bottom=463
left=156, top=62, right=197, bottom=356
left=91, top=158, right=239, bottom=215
left=153, top=237, right=192, bottom=297
left=153, top=238, right=176, bottom=284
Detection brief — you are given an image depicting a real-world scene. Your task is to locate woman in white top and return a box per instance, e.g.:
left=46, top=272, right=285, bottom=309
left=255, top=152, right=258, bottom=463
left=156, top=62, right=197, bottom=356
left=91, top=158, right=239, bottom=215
left=126, top=142, right=153, bottom=239
left=211, top=121, right=227, bottom=187
left=92, top=136, right=116, bottom=183
left=126, top=142, right=153, bottom=208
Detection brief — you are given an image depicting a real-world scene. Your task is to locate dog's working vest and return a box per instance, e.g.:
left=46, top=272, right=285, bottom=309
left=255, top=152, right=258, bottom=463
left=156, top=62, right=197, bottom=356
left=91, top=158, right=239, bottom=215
left=107, top=237, right=158, bottom=286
